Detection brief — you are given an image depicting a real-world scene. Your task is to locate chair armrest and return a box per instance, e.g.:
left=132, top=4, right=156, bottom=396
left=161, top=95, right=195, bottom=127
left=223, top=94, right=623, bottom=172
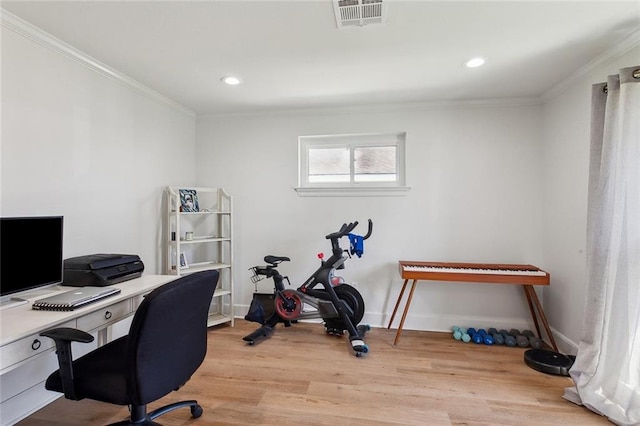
left=41, top=327, right=94, bottom=344
left=40, top=327, right=94, bottom=400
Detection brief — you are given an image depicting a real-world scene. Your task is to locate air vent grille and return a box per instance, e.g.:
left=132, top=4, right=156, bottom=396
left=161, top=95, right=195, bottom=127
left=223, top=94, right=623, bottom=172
left=333, top=0, right=386, bottom=28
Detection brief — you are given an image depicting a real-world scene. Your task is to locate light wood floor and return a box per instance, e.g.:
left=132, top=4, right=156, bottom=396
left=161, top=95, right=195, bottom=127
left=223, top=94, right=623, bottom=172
left=19, top=320, right=608, bottom=426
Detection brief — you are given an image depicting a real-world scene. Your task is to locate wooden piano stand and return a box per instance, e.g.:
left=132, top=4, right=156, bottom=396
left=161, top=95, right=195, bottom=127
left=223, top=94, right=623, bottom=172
left=387, top=261, right=559, bottom=351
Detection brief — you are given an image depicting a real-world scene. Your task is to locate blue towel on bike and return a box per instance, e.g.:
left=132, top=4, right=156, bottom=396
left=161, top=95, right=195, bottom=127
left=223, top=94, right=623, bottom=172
left=348, top=233, right=364, bottom=258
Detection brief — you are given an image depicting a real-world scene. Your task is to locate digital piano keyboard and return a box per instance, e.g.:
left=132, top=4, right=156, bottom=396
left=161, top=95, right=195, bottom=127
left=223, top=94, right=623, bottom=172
left=389, top=260, right=557, bottom=351
left=399, top=261, right=550, bottom=286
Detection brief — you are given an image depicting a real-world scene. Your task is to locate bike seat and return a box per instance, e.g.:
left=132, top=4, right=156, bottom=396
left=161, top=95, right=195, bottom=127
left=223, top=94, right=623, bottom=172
left=264, top=255, right=290, bottom=265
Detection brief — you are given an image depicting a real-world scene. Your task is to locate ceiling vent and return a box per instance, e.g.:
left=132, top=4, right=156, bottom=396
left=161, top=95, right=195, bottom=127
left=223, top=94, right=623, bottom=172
left=333, top=0, right=387, bottom=28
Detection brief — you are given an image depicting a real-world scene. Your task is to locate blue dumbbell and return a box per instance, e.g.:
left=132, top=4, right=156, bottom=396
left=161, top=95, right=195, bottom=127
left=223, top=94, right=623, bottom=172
left=476, top=329, right=493, bottom=345
left=468, top=328, right=486, bottom=344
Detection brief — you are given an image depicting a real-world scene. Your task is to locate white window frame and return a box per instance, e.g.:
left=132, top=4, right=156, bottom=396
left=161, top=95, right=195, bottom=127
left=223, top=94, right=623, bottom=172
left=295, top=132, right=410, bottom=197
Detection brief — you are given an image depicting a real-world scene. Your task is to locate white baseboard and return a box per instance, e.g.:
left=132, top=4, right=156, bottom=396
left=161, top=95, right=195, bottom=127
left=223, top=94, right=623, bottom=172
left=235, top=304, right=561, bottom=344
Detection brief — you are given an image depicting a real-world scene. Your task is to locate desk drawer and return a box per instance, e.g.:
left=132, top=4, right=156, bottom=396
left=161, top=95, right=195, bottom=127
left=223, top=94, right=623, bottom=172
left=76, top=300, right=132, bottom=332
left=0, top=320, right=75, bottom=371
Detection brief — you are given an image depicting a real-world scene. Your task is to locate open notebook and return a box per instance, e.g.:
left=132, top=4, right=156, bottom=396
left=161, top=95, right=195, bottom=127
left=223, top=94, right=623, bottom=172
left=32, top=286, right=121, bottom=311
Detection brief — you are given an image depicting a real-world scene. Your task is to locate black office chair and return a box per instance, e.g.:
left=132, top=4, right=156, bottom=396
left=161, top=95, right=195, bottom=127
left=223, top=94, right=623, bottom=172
left=40, top=270, right=219, bottom=425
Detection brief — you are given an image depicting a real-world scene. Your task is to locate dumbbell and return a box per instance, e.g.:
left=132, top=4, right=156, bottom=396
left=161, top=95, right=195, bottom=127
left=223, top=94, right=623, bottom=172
left=461, top=330, right=471, bottom=343
left=468, top=328, right=494, bottom=345
left=452, top=326, right=471, bottom=343
left=488, top=328, right=504, bottom=345
left=499, top=329, right=517, bottom=347
left=467, top=327, right=477, bottom=343
left=452, top=325, right=460, bottom=335
left=478, top=329, right=494, bottom=345
left=452, top=326, right=463, bottom=340
left=487, top=328, right=504, bottom=345
left=522, top=330, right=543, bottom=349
left=472, top=328, right=484, bottom=344
left=509, top=329, right=530, bottom=348
left=466, top=328, right=482, bottom=344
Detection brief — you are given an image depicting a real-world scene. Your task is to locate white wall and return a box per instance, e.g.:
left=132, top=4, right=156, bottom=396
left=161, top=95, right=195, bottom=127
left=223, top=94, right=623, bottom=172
left=197, top=103, right=546, bottom=332
left=541, top=46, right=640, bottom=353
left=1, top=26, right=197, bottom=274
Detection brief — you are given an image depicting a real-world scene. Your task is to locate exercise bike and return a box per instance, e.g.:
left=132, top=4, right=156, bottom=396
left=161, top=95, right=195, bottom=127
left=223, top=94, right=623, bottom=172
left=243, top=220, right=373, bottom=357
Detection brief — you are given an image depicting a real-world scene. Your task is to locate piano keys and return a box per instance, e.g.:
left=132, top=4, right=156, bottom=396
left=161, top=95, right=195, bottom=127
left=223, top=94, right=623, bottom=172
left=388, top=261, right=557, bottom=351
left=399, top=261, right=550, bottom=286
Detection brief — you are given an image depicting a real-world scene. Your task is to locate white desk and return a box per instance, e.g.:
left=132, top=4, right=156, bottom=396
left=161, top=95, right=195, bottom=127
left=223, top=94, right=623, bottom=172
left=0, top=275, right=176, bottom=426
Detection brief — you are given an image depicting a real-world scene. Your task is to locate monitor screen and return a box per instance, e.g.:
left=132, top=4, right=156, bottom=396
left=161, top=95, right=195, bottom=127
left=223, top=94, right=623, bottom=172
left=0, top=216, right=64, bottom=297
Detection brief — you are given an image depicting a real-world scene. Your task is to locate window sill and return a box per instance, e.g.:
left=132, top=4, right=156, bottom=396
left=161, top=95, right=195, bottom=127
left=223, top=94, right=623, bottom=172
left=294, top=186, right=411, bottom=197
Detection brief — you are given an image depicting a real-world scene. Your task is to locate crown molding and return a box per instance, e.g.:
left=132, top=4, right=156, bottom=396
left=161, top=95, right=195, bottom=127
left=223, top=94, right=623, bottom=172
left=199, top=96, right=542, bottom=120
left=540, top=29, right=640, bottom=103
left=1, top=9, right=196, bottom=118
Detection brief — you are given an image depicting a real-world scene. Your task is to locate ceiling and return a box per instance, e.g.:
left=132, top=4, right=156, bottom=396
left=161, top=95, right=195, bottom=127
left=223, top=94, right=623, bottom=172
left=2, top=1, right=639, bottom=116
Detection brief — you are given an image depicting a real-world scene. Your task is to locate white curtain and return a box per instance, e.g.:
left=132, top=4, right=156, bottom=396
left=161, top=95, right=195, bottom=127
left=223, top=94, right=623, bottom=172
left=563, top=66, right=640, bottom=425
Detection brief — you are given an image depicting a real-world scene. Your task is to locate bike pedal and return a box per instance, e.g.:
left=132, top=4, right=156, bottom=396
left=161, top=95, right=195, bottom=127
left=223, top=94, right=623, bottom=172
left=351, top=340, right=369, bottom=355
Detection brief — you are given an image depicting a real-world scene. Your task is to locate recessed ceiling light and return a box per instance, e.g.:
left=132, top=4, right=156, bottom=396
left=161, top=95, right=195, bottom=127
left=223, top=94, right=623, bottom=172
left=221, top=76, right=241, bottom=85
left=464, top=57, right=485, bottom=68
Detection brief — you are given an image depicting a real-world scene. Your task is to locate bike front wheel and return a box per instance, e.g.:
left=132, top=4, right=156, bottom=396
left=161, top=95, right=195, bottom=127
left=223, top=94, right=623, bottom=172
left=334, top=284, right=365, bottom=325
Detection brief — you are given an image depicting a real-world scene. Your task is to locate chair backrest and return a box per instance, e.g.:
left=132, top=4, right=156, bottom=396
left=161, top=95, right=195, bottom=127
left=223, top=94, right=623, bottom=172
left=126, top=270, right=218, bottom=405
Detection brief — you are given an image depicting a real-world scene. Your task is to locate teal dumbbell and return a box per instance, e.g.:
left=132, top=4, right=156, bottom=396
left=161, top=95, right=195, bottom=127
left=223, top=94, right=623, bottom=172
left=460, top=328, right=471, bottom=343
left=452, top=326, right=471, bottom=342
left=452, top=326, right=463, bottom=341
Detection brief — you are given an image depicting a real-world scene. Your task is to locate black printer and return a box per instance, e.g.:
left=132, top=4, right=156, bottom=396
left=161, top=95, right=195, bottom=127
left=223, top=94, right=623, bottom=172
left=63, top=253, right=144, bottom=287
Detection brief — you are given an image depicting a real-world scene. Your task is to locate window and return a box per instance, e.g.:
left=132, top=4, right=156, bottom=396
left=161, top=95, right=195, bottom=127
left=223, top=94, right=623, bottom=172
left=296, top=132, right=409, bottom=196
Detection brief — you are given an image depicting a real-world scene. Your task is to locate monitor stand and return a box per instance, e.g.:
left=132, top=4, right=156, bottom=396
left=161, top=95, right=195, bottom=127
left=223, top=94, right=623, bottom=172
left=0, top=285, right=63, bottom=310
left=0, top=297, right=29, bottom=310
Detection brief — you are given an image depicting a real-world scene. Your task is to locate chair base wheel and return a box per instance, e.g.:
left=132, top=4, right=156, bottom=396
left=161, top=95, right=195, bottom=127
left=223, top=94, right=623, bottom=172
left=191, top=404, right=203, bottom=418
left=108, top=401, right=203, bottom=425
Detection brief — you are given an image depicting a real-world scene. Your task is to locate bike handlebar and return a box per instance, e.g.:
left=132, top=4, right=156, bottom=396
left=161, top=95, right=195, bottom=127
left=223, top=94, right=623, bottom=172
left=325, top=219, right=373, bottom=241
left=362, top=219, right=373, bottom=240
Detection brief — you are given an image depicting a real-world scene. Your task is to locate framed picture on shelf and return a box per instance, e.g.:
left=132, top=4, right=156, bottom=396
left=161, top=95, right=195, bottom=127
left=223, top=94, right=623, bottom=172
left=179, top=252, right=189, bottom=269
left=179, top=189, right=199, bottom=212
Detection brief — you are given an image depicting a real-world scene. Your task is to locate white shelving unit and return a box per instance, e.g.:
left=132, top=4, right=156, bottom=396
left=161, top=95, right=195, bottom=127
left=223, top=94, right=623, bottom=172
left=165, top=186, right=233, bottom=327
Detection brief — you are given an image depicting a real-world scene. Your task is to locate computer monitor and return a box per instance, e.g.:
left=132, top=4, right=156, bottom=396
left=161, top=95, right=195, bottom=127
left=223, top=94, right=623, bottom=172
left=0, top=216, right=64, bottom=299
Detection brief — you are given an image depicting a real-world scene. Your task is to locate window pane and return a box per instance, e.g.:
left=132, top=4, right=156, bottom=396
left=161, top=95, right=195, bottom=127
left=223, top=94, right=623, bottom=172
left=354, top=146, right=396, bottom=182
left=309, top=147, right=350, bottom=183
